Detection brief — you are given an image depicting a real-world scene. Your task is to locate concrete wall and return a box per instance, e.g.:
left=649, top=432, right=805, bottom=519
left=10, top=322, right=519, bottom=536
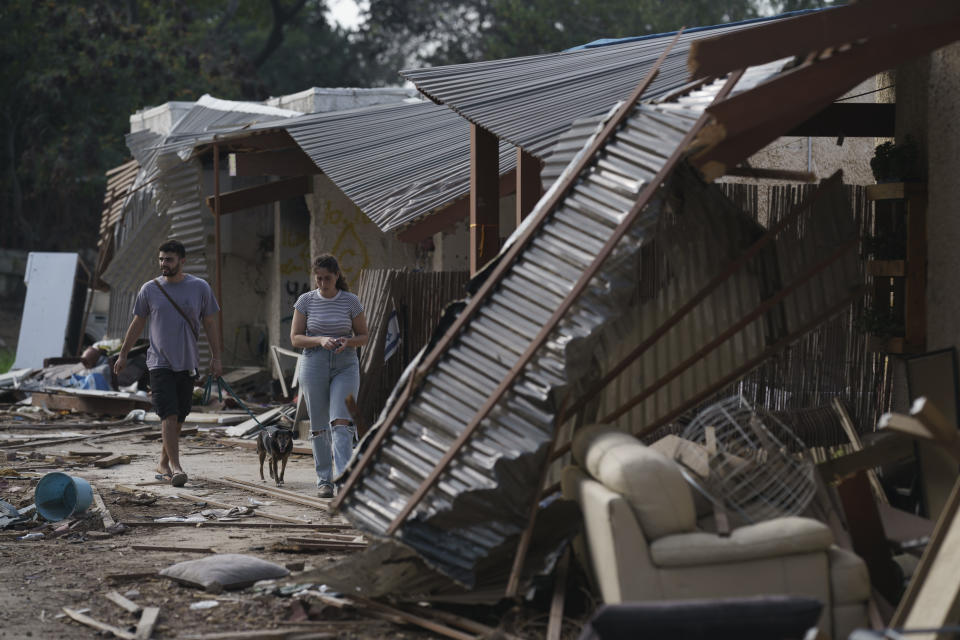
left=219, top=206, right=274, bottom=367
left=921, top=43, right=960, bottom=354
left=877, top=44, right=960, bottom=520
left=305, top=174, right=421, bottom=287
left=429, top=192, right=519, bottom=272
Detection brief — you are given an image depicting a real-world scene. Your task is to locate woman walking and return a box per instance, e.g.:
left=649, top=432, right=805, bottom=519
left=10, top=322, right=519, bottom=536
left=291, top=255, right=368, bottom=498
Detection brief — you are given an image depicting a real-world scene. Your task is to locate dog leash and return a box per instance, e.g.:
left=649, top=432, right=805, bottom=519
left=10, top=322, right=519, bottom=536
left=203, top=374, right=265, bottom=433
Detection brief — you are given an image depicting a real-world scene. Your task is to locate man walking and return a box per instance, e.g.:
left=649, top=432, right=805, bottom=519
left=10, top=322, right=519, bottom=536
left=114, top=240, right=222, bottom=487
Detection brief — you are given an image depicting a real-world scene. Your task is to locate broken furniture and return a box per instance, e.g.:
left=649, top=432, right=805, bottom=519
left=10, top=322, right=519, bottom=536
left=561, top=424, right=869, bottom=639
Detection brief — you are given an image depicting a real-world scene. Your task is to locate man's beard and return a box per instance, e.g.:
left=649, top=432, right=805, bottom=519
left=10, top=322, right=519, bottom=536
left=162, top=265, right=180, bottom=277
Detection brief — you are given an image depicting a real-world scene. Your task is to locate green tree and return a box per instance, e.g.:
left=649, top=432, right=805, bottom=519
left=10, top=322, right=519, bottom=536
left=358, top=0, right=835, bottom=69
left=0, top=0, right=329, bottom=253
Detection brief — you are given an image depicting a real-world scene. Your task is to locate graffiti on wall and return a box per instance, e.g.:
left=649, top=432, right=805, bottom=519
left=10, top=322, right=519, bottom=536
left=321, top=198, right=372, bottom=288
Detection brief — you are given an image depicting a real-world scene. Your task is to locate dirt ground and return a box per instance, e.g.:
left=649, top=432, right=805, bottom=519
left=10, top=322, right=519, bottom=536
left=0, top=417, right=494, bottom=640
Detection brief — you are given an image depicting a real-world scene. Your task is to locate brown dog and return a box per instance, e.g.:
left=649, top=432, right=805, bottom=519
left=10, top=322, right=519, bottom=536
left=257, top=426, right=293, bottom=487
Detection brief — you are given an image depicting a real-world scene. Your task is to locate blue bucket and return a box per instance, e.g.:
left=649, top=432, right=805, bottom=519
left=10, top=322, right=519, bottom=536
left=34, top=472, right=94, bottom=521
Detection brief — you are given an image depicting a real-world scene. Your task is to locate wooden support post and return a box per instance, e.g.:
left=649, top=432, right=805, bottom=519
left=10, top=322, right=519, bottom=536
left=213, top=141, right=224, bottom=352
left=516, top=148, right=542, bottom=226
left=905, top=188, right=927, bottom=350
left=835, top=471, right=902, bottom=604
left=470, top=123, right=500, bottom=275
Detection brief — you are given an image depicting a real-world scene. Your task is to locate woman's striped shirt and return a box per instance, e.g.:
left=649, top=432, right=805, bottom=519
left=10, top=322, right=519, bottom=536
left=294, top=289, right=364, bottom=339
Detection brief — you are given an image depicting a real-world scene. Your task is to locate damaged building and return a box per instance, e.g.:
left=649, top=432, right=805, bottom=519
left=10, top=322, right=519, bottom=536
left=4, top=1, right=960, bottom=638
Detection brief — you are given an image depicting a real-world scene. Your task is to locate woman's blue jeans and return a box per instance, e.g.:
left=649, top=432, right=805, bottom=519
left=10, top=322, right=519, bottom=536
left=298, top=346, right=359, bottom=488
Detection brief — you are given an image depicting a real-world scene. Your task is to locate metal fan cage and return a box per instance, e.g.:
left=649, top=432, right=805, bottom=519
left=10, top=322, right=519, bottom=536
left=674, top=395, right=816, bottom=523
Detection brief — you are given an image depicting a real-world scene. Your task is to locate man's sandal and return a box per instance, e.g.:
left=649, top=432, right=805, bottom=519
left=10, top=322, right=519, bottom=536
left=170, top=472, right=188, bottom=487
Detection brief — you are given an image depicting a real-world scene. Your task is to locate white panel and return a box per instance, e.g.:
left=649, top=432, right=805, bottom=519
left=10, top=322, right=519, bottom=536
left=13, top=252, right=79, bottom=369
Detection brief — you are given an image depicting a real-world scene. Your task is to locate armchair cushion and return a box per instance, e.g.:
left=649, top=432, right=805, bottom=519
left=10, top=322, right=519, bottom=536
left=649, top=516, right=833, bottom=567
left=573, top=424, right=695, bottom=539
left=828, top=547, right=871, bottom=605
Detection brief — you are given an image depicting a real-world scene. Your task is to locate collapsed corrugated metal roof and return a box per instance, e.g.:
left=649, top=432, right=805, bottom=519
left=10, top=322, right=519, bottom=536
left=329, top=56, right=866, bottom=592
left=399, top=12, right=805, bottom=158
left=99, top=96, right=301, bottom=340
left=328, top=1, right=960, bottom=598
left=177, top=100, right=518, bottom=233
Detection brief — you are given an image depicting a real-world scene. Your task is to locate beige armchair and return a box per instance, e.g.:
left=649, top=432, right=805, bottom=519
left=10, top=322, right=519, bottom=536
left=562, top=425, right=870, bottom=640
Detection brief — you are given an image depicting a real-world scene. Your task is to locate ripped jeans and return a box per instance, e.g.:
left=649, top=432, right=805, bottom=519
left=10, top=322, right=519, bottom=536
left=298, top=346, right=359, bottom=488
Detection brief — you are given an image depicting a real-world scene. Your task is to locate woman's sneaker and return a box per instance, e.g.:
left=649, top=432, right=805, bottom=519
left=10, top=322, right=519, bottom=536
left=317, top=485, right=334, bottom=499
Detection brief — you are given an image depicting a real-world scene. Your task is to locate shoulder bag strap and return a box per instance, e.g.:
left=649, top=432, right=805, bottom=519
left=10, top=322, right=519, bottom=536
left=153, top=278, right=200, bottom=341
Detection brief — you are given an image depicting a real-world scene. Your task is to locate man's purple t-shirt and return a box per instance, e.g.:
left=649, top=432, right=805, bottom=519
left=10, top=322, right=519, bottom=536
left=133, top=274, right=220, bottom=372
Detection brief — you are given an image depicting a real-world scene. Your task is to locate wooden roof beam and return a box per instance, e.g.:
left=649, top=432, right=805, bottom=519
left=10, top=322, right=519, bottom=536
left=688, top=0, right=960, bottom=79
left=786, top=103, right=895, bottom=138
left=692, top=17, right=960, bottom=179
left=204, top=175, right=313, bottom=215
left=229, top=148, right=320, bottom=177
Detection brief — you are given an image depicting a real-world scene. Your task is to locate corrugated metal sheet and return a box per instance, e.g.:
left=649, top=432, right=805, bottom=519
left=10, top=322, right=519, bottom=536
left=179, top=100, right=518, bottom=233
left=101, top=98, right=299, bottom=347
left=98, top=160, right=139, bottom=248
left=335, top=60, right=824, bottom=589
left=400, top=14, right=797, bottom=159
left=282, top=101, right=516, bottom=232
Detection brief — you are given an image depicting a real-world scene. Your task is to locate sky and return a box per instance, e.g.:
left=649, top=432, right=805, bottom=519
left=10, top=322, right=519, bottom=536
left=327, top=0, right=365, bottom=29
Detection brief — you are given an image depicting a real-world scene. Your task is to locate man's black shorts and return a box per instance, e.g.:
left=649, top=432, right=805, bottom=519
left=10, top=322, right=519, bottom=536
left=149, top=368, right=194, bottom=423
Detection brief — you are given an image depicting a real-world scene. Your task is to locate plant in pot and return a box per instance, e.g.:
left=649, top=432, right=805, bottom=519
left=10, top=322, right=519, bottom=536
left=870, top=136, right=921, bottom=183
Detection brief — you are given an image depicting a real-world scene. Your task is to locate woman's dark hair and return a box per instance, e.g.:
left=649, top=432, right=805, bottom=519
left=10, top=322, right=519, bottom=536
left=313, top=254, right=349, bottom=292
left=158, top=239, right=186, bottom=258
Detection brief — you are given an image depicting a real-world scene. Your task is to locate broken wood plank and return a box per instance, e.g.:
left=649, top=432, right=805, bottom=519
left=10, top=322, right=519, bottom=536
left=347, top=595, right=476, bottom=640
left=181, top=493, right=312, bottom=524
left=134, top=606, right=160, bottom=640
left=269, top=541, right=367, bottom=553
left=119, top=520, right=345, bottom=530
left=61, top=607, right=136, bottom=640
left=103, top=571, right=160, bottom=584
left=179, top=629, right=330, bottom=639
left=892, top=476, right=960, bottom=635
left=68, top=450, right=112, bottom=457
left=832, top=398, right=889, bottom=504
left=287, top=533, right=363, bottom=543
left=130, top=544, right=215, bottom=553
left=104, top=572, right=161, bottom=584
left=104, top=590, right=142, bottom=614
left=210, top=477, right=330, bottom=510
left=2, top=424, right=155, bottom=450
left=31, top=390, right=151, bottom=416
left=817, top=433, right=912, bottom=484
left=91, top=486, right=117, bottom=529
left=95, top=454, right=132, bottom=468
left=408, top=606, right=508, bottom=638
left=547, top=548, right=570, bottom=640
